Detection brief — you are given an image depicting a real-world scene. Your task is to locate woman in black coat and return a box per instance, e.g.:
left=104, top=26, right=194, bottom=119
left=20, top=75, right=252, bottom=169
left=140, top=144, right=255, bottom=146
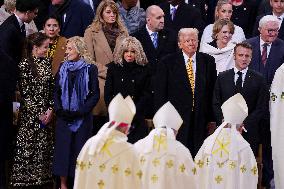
left=104, top=36, right=151, bottom=143
left=53, top=36, right=99, bottom=189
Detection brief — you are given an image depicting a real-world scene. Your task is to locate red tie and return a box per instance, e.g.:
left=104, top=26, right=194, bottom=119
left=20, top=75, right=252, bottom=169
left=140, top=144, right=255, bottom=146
left=261, top=43, right=268, bottom=66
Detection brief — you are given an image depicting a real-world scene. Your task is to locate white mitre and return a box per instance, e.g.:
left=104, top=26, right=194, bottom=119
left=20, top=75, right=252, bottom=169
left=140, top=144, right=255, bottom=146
left=88, top=93, right=136, bottom=155
left=204, top=93, right=249, bottom=160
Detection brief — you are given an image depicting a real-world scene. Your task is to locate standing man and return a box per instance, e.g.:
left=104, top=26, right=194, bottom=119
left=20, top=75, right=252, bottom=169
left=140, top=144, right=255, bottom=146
left=253, top=0, right=284, bottom=40
left=49, top=0, right=94, bottom=38
left=0, top=0, right=40, bottom=187
left=155, top=28, right=217, bottom=156
left=213, top=42, right=269, bottom=156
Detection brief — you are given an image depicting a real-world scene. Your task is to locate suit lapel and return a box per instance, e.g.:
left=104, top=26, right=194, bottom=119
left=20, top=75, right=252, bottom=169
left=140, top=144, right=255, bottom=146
left=11, top=15, right=21, bottom=33
left=141, top=27, right=157, bottom=52
left=94, top=30, right=113, bottom=62
left=242, top=69, right=253, bottom=94
left=195, top=53, right=206, bottom=95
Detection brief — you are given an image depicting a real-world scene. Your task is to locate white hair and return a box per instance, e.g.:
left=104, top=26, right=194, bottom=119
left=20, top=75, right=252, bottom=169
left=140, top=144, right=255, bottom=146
left=178, top=28, right=199, bottom=41
left=259, top=15, right=280, bottom=29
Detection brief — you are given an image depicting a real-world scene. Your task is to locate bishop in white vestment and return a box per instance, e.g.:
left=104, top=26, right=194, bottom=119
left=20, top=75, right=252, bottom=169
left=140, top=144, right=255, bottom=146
left=270, top=63, right=284, bottom=189
left=134, top=102, right=197, bottom=189
left=74, top=94, right=142, bottom=189
left=195, top=94, right=258, bottom=189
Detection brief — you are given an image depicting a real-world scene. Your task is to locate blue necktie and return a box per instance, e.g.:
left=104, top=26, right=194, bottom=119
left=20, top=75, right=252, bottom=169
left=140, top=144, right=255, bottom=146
left=152, top=32, right=158, bottom=48
left=171, top=7, right=177, bottom=21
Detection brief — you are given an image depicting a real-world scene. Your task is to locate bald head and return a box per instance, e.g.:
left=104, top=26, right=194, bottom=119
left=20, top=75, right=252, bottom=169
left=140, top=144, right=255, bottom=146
left=146, top=5, right=164, bottom=32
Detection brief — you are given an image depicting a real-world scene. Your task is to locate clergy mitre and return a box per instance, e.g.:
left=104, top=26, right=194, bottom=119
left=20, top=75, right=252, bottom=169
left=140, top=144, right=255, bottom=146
left=221, top=93, right=248, bottom=125
left=153, top=101, right=183, bottom=131
left=108, top=93, right=136, bottom=125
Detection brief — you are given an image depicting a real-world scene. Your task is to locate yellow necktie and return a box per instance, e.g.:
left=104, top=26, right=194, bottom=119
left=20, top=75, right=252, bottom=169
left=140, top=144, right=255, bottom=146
left=186, top=58, right=195, bottom=107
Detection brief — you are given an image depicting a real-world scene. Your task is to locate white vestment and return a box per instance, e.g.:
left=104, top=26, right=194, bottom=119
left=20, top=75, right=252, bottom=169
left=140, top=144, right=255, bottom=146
left=195, top=124, right=258, bottom=189
left=134, top=128, right=197, bottom=189
left=199, top=42, right=235, bottom=74
left=270, top=63, right=284, bottom=189
left=74, top=130, right=142, bottom=189
left=200, top=24, right=246, bottom=45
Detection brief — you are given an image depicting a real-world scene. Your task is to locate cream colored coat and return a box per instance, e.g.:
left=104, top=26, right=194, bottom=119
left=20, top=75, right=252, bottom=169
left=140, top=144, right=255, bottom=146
left=74, top=130, right=142, bottom=189
left=195, top=127, right=258, bottom=189
left=84, top=26, right=128, bottom=116
left=270, top=63, right=284, bottom=189
left=134, top=129, right=197, bottom=189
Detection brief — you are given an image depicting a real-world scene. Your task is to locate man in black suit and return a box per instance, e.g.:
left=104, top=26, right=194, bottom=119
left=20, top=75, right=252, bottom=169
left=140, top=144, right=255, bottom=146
left=155, top=28, right=217, bottom=156
left=132, top=5, right=177, bottom=118
left=213, top=42, right=269, bottom=156
left=0, top=0, right=40, bottom=187
left=253, top=0, right=284, bottom=40
left=159, top=0, right=205, bottom=37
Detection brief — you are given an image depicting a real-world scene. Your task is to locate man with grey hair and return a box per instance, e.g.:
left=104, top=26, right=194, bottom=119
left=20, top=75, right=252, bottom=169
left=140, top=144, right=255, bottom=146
left=246, top=14, right=284, bottom=189
left=253, top=0, right=284, bottom=40
left=155, top=27, right=217, bottom=156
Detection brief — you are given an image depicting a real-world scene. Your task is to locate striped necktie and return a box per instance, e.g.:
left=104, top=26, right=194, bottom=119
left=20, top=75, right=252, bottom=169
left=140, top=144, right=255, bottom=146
left=186, top=58, right=195, bottom=106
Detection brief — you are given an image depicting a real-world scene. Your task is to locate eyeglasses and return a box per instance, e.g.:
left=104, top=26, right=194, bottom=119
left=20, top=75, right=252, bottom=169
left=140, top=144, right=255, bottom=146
left=266, top=28, right=279, bottom=34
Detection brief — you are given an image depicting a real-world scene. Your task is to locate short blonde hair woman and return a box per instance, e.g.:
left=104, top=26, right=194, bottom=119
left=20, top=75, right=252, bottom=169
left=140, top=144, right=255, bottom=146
left=105, top=36, right=150, bottom=143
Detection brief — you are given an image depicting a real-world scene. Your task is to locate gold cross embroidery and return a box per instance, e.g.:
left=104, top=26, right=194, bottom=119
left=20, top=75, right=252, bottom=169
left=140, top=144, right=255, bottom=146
left=97, top=180, right=105, bottom=189
left=217, top=162, right=224, bottom=168
left=166, top=160, right=174, bottom=168
left=136, top=170, right=143, bottom=179
left=179, top=164, right=186, bottom=173
left=100, top=138, right=114, bottom=157
left=251, top=166, right=258, bottom=175
left=229, top=161, right=236, bottom=169
left=212, top=138, right=230, bottom=158
left=215, top=175, right=223, bottom=184
left=87, top=161, right=92, bottom=169
left=196, top=160, right=204, bottom=168
left=152, top=158, right=160, bottom=167
left=206, top=158, right=210, bottom=166
left=124, top=168, right=131, bottom=176
left=271, top=93, right=277, bottom=102
left=99, top=164, right=106, bottom=172
left=151, top=174, right=158, bottom=183
left=240, top=165, right=247, bottom=173
left=192, top=167, right=197, bottom=175
left=140, top=156, right=146, bottom=165
left=153, top=134, right=167, bottom=152
left=111, top=164, right=119, bottom=174
left=78, top=161, right=86, bottom=170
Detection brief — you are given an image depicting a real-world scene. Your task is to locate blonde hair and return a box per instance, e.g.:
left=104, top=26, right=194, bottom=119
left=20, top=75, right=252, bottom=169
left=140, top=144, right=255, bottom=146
left=212, top=18, right=235, bottom=39
left=4, top=0, right=16, bottom=13
left=89, top=0, right=128, bottom=34
left=113, top=36, right=148, bottom=66
left=215, top=0, right=232, bottom=21
left=67, top=36, right=95, bottom=64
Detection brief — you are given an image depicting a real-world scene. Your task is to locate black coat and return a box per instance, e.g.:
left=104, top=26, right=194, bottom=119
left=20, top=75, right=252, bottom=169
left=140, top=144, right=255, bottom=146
left=212, top=68, right=269, bottom=155
left=159, top=1, right=205, bottom=37
left=53, top=64, right=99, bottom=177
left=104, top=62, right=151, bottom=143
left=155, top=51, right=217, bottom=156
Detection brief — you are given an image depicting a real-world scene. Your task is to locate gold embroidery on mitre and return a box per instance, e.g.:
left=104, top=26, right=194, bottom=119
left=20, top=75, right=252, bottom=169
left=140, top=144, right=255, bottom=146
left=215, top=175, right=223, bottom=184
left=151, top=174, right=158, bottom=183
left=166, top=160, right=174, bottom=168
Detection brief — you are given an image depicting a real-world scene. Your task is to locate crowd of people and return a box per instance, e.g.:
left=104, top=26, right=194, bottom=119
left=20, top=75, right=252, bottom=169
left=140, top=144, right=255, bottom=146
left=0, top=0, right=284, bottom=188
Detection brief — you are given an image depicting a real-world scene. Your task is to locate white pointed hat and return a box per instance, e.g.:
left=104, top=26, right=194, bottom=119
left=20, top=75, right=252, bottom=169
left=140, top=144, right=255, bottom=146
left=153, top=101, right=183, bottom=131
left=221, top=93, right=248, bottom=125
left=108, top=93, right=136, bottom=125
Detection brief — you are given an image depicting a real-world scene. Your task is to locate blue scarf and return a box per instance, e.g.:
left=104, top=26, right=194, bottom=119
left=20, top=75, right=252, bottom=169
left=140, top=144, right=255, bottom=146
left=59, top=59, right=89, bottom=132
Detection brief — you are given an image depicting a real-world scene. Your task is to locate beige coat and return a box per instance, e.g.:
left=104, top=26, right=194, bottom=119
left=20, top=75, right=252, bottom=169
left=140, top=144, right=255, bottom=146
left=84, top=26, right=128, bottom=116
left=51, top=36, right=67, bottom=76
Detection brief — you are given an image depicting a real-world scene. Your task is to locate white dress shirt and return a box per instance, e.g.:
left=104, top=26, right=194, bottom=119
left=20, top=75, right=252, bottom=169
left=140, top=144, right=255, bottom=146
left=234, top=66, right=248, bottom=87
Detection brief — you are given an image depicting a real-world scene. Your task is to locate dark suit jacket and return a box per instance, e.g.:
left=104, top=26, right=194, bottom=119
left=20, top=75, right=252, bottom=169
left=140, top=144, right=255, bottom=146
left=0, top=14, right=24, bottom=98
left=159, top=1, right=205, bottom=36
left=245, top=36, right=284, bottom=85
left=253, top=12, right=284, bottom=40
left=213, top=68, right=269, bottom=155
left=49, top=0, right=94, bottom=38
left=155, top=51, right=217, bottom=155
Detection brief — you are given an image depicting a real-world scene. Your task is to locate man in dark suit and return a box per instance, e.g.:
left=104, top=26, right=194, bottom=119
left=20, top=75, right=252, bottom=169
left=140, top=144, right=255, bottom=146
left=0, top=0, right=40, bottom=187
left=155, top=28, right=217, bottom=156
left=132, top=5, right=177, bottom=118
left=246, top=15, right=284, bottom=188
left=49, top=0, right=94, bottom=38
left=253, top=0, right=284, bottom=40
left=213, top=42, right=269, bottom=155
left=159, top=0, right=205, bottom=37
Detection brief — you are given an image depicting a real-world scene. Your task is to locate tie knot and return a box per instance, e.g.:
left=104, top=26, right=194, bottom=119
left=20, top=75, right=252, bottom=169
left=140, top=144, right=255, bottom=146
left=263, top=43, right=269, bottom=48
left=237, top=71, right=242, bottom=76
left=188, top=58, right=193, bottom=64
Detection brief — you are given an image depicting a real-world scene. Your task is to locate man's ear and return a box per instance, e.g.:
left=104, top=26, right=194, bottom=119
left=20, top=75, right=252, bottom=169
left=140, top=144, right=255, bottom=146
left=178, top=41, right=182, bottom=49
